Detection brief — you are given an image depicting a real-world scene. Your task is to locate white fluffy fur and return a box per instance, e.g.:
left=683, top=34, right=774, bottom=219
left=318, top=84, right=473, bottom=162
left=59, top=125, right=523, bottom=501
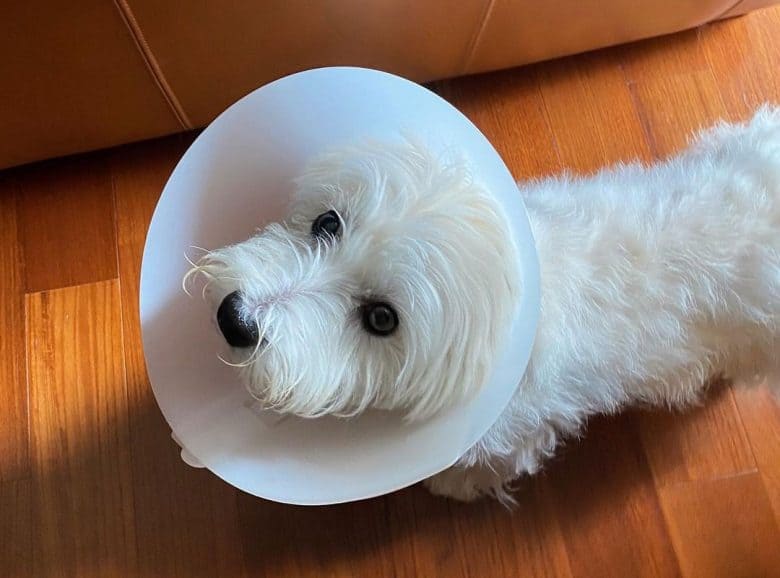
left=189, top=106, right=780, bottom=502
left=190, top=139, right=520, bottom=421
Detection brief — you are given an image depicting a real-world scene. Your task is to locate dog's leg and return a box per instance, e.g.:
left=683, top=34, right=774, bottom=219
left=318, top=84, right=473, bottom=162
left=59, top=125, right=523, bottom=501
left=423, top=420, right=563, bottom=503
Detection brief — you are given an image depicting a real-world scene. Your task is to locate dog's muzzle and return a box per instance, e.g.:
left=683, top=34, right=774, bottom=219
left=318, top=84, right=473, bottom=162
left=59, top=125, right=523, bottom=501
left=217, top=291, right=259, bottom=348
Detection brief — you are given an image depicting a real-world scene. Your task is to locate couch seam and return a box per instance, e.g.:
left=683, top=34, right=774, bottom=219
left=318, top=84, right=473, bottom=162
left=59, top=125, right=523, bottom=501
left=461, top=0, right=498, bottom=75
left=713, top=0, right=751, bottom=19
left=112, top=0, right=193, bottom=130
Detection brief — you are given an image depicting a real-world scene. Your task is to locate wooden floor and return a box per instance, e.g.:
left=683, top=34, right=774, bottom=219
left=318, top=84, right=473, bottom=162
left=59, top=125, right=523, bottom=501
left=2, top=8, right=780, bottom=578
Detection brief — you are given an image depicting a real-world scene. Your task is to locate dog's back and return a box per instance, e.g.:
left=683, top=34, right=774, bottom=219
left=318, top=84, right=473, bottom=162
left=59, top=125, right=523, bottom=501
left=432, top=107, right=779, bottom=501
left=521, top=105, right=779, bottom=414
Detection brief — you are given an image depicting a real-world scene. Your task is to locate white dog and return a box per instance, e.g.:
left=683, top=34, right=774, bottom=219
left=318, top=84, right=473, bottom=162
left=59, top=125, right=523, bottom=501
left=187, top=106, right=779, bottom=502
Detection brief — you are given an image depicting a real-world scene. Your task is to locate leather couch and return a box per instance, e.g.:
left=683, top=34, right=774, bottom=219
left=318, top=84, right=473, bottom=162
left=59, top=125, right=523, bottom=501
left=2, top=0, right=776, bottom=170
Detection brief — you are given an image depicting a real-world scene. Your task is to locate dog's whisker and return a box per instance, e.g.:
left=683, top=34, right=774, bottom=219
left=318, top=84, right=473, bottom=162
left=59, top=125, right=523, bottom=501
left=217, top=355, right=255, bottom=368
left=181, top=269, right=196, bottom=297
left=216, top=353, right=245, bottom=367
left=200, top=277, right=215, bottom=300
left=183, top=252, right=201, bottom=269
left=187, top=244, right=210, bottom=255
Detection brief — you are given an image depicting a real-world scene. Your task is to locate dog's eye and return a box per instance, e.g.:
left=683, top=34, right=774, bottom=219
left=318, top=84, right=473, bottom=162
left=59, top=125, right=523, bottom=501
left=362, top=302, right=398, bottom=336
left=311, top=210, right=341, bottom=238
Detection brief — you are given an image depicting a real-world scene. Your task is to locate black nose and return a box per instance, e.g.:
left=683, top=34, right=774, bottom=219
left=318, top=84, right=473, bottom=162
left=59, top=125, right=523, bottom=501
left=217, top=291, right=259, bottom=348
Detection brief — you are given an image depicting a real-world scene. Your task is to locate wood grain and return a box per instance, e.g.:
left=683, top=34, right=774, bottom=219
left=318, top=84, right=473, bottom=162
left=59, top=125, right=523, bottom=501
left=659, top=472, right=780, bottom=578
left=0, top=479, right=31, bottom=578
left=537, top=51, right=652, bottom=172
left=638, top=385, right=757, bottom=487
left=0, top=177, right=28, bottom=481
left=544, top=415, right=681, bottom=578
left=434, top=68, right=562, bottom=180
left=733, top=382, right=780, bottom=521
left=238, top=481, right=573, bottom=578
left=448, top=480, right=573, bottom=578
left=26, top=281, right=136, bottom=577
left=621, top=29, right=710, bottom=81
left=620, top=28, right=728, bottom=159
left=16, top=154, right=118, bottom=293
left=627, top=70, right=727, bottom=158
left=238, top=492, right=403, bottom=578
left=702, top=11, right=780, bottom=119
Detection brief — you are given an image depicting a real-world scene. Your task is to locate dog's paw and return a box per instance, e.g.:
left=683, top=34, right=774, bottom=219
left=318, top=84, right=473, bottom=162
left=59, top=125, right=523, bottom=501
left=423, top=464, right=513, bottom=504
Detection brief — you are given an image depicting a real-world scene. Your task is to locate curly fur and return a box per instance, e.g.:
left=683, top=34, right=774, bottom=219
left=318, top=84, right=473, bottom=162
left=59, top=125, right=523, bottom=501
left=189, top=106, right=780, bottom=502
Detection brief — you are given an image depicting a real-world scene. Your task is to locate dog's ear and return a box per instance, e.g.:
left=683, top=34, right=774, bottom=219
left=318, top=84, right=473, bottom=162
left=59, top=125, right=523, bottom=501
left=401, top=175, right=522, bottom=421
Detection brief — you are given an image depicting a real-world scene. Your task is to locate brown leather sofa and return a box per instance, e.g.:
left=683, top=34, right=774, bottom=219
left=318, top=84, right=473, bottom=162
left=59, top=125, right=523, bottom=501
left=2, top=0, right=776, bottom=170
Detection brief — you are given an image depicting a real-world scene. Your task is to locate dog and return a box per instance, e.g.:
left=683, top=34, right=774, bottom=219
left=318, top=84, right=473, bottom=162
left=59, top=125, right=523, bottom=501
left=186, top=106, right=779, bottom=502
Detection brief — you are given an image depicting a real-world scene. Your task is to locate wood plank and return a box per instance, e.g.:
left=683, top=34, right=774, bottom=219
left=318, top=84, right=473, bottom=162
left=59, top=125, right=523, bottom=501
left=434, top=67, right=562, bottom=180
left=545, top=415, right=681, bottom=577
left=620, top=29, right=729, bottom=159
left=537, top=51, right=652, bottom=173
left=15, top=153, right=117, bottom=293
left=0, top=177, right=28, bottom=481
left=240, top=482, right=561, bottom=578
left=448, top=479, right=573, bottom=578
left=385, top=489, right=466, bottom=578
left=112, top=135, right=247, bottom=578
left=0, top=479, right=31, bottom=578
left=238, top=491, right=402, bottom=578
left=626, top=70, right=727, bottom=158
left=659, top=472, right=780, bottom=578
left=27, top=281, right=137, bottom=577
left=620, top=28, right=710, bottom=82
left=733, top=381, right=780, bottom=521
left=239, top=476, right=569, bottom=578
left=637, top=385, right=757, bottom=487
left=701, top=9, right=780, bottom=119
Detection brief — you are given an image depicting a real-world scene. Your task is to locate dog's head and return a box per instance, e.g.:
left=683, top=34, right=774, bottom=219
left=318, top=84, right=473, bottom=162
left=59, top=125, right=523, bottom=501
left=187, top=139, right=520, bottom=420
